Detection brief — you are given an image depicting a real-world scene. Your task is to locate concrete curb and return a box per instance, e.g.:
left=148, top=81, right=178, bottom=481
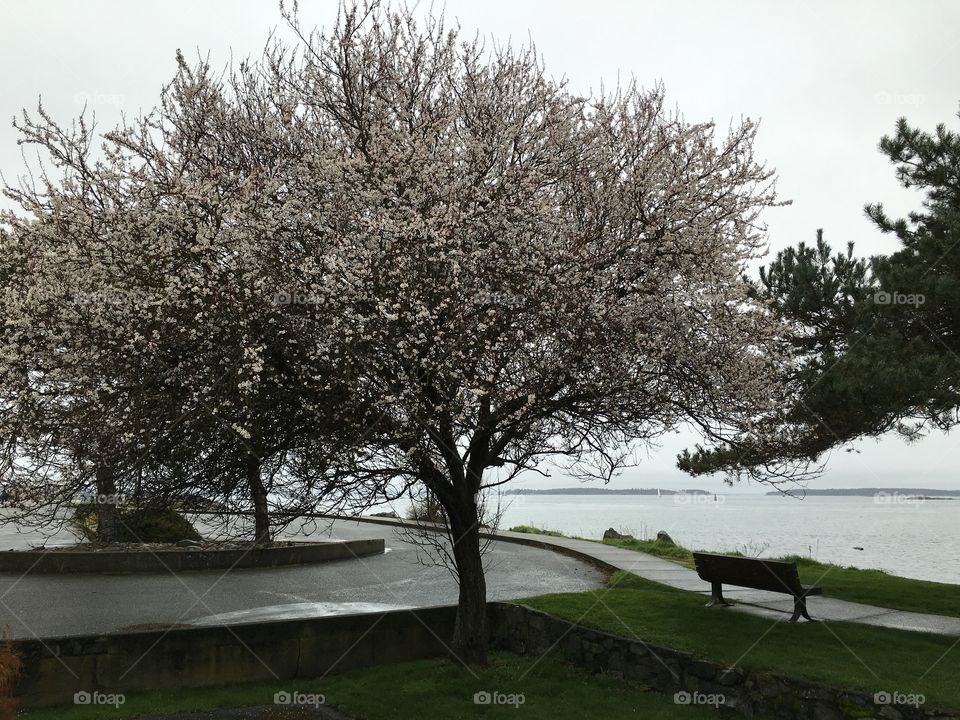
left=312, top=513, right=623, bottom=574
left=0, top=538, right=385, bottom=574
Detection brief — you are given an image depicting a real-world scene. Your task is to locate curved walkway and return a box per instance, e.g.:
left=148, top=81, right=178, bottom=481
left=348, top=514, right=960, bottom=637
left=0, top=519, right=604, bottom=638
left=3, top=512, right=957, bottom=638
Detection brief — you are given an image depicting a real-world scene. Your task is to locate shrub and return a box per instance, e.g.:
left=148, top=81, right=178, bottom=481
left=113, top=505, right=202, bottom=543
left=0, top=626, right=21, bottom=720
left=509, top=525, right=565, bottom=537
left=71, top=503, right=202, bottom=543
left=69, top=503, right=99, bottom=541
left=406, top=494, right=445, bottom=524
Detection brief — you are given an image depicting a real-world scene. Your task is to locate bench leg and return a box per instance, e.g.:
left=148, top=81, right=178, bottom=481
left=706, top=582, right=733, bottom=607
left=789, top=596, right=817, bottom=622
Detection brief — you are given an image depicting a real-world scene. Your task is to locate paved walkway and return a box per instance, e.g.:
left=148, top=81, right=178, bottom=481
left=0, top=520, right=605, bottom=638
left=349, top=515, right=960, bottom=637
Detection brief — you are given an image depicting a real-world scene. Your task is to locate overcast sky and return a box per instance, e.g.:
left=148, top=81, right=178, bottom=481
left=1, top=1, right=958, bottom=492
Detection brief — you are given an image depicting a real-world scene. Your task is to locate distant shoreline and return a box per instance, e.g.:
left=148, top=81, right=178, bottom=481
left=762, top=488, right=960, bottom=497
left=504, top=488, right=713, bottom=496
left=503, top=487, right=960, bottom=497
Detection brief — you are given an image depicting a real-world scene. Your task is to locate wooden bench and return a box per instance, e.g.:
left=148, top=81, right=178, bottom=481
left=692, top=551, right=822, bottom=622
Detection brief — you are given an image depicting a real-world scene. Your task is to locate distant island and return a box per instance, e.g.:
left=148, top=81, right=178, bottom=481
left=504, top=488, right=712, bottom=496
left=763, top=488, right=960, bottom=497
left=503, top=486, right=960, bottom=498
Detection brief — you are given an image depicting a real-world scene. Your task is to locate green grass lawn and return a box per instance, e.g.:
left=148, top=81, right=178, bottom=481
left=602, top=536, right=699, bottom=565
left=507, top=525, right=566, bottom=538
left=521, top=571, right=960, bottom=709
left=510, top=527, right=960, bottom=618
left=19, top=653, right=722, bottom=720
left=782, top=554, right=960, bottom=617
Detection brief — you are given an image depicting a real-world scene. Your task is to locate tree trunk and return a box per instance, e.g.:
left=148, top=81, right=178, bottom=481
left=246, top=451, right=271, bottom=544
left=446, top=489, right=488, bottom=665
left=94, top=464, right=118, bottom=543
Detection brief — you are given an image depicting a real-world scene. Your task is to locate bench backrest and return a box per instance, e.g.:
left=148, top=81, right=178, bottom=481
left=693, top=552, right=804, bottom=596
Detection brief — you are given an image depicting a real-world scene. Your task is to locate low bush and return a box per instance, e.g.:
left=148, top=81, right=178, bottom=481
left=113, top=505, right=202, bottom=543
left=71, top=503, right=202, bottom=543
left=0, top=626, right=21, bottom=720
left=406, top=495, right=446, bottom=524
left=509, top=525, right=566, bottom=537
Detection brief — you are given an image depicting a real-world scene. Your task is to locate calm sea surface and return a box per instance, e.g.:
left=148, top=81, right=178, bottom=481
left=491, top=494, right=960, bottom=584
left=3, top=493, right=956, bottom=585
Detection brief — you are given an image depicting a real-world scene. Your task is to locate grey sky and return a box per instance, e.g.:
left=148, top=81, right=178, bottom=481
left=1, top=1, right=958, bottom=492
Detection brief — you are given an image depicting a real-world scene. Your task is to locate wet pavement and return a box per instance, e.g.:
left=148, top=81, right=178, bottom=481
left=0, top=518, right=605, bottom=638
left=1, top=513, right=956, bottom=640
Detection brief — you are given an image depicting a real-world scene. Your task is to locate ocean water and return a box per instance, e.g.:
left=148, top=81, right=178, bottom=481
left=3, top=493, right=956, bottom=585
left=492, top=493, right=960, bottom=584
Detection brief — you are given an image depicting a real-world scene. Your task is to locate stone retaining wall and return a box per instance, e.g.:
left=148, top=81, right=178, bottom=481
left=15, top=605, right=456, bottom=707
left=0, top=538, right=384, bottom=574
left=16, top=601, right=957, bottom=718
left=490, top=603, right=957, bottom=720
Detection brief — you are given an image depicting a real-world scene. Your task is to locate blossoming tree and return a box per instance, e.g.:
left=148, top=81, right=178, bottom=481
left=1, top=2, right=789, bottom=662
left=269, top=5, right=789, bottom=662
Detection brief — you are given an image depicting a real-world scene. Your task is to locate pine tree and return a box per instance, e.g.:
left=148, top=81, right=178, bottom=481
left=679, top=107, right=960, bottom=480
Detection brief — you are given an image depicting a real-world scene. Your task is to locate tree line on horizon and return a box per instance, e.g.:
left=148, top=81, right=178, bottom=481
left=504, top=487, right=713, bottom=495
